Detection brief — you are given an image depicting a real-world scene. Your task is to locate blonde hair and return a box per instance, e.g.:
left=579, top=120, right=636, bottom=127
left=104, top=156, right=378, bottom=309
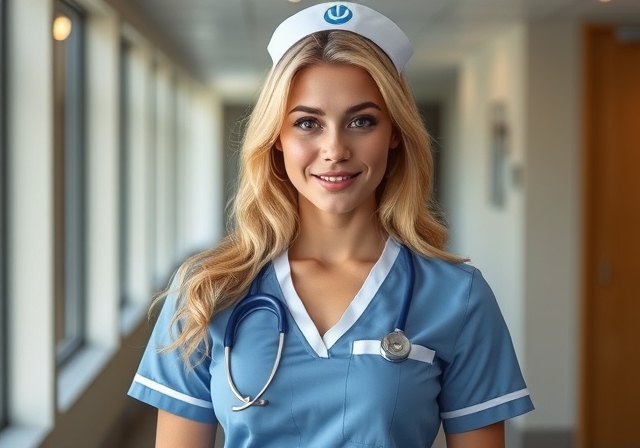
left=159, top=31, right=464, bottom=363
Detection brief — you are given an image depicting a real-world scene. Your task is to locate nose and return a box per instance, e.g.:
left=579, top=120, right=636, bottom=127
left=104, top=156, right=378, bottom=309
left=321, top=129, right=350, bottom=162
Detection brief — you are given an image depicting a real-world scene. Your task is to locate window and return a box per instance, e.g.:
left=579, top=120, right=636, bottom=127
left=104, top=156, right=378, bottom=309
left=119, top=39, right=131, bottom=309
left=0, top=0, right=8, bottom=430
left=53, top=0, right=86, bottom=365
left=119, top=44, right=156, bottom=333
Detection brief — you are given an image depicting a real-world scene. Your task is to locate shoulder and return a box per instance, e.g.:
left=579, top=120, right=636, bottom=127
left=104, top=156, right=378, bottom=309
left=411, top=250, right=481, bottom=297
left=405, top=251, right=502, bottom=356
left=413, top=252, right=497, bottom=316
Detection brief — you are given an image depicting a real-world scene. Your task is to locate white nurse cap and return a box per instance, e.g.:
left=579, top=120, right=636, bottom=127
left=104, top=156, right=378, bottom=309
left=267, top=2, right=414, bottom=72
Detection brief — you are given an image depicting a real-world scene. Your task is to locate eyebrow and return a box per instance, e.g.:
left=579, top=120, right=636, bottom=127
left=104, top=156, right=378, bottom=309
left=288, top=101, right=382, bottom=116
left=346, top=101, right=382, bottom=115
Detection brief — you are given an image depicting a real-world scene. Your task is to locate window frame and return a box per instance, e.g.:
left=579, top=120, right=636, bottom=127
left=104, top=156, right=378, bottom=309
left=119, top=38, right=131, bottom=309
left=53, top=0, right=87, bottom=366
left=0, top=0, right=8, bottom=431
left=148, top=62, right=158, bottom=288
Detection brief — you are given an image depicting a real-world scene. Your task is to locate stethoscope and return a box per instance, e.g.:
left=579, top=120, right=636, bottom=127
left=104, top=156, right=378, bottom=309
left=224, top=245, right=415, bottom=411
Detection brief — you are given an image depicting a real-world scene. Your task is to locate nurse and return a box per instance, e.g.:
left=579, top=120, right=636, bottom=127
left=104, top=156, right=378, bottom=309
left=128, top=2, right=534, bottom=447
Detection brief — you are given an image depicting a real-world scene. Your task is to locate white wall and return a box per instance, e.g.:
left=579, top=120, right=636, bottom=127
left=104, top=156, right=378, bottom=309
left=182, top=84, right=226, bottom=255
left=439, top=21, right=582, bottom=434
left=6, top=0, right=56, bottom=437
left=524, top=21, right=580, bottom=430
left=442, top=25, right=528, bottom=364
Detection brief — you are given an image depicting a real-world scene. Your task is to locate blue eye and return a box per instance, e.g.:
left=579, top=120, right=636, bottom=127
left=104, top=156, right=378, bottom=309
left=294, top=118, right=319, bottom=130
left=350, top=116, right=377, bottom=128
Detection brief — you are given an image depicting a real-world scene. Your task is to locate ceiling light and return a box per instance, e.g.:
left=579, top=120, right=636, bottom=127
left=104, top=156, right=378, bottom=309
left=53, top=15, right=72, bottom=41
left=288, top=0, right=302, bottom=3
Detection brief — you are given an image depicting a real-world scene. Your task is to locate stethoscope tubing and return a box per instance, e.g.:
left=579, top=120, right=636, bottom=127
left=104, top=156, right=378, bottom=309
left=394, top=246, right=414, bottom=332
left=223, top=293, right=289, bottom=348
left=225, top=332, right=286, bottom=411
left=224, top=293, right=289, bottom=411
left=224, top=245, right=416, bottom=410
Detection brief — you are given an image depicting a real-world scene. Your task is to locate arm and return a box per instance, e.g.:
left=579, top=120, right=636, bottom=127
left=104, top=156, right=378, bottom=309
left=445, top=421, right=504, bottom=448
left=156, top=409, right=217, bottom=448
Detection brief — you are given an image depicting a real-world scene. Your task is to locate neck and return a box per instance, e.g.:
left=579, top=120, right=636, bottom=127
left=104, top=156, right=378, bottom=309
left=290, top=201, right=386, bottom=264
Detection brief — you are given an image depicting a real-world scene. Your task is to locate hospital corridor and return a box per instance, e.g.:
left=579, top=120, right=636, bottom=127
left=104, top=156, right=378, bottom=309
left=0, top=0, right=639, bottom=447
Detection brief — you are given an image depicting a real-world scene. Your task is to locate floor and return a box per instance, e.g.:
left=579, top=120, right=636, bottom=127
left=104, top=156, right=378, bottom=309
left=118, top=405, right=156, bottom=448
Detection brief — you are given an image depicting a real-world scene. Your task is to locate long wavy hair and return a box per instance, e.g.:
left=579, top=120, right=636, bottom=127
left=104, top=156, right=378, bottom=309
left=158, top=30, right=465, bottom=363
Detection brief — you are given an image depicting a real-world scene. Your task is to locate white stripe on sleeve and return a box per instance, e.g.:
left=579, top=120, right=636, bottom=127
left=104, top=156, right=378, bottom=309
left=440, top=388, right=530, bottom=419
left=133, top=374, right=213, bottom=409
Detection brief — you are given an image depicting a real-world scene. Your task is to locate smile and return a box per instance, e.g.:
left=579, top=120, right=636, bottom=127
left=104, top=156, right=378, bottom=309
left=315, top=173, right=360, bottom=182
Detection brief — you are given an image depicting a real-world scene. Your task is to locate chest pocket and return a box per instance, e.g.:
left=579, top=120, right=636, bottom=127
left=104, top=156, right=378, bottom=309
left=343, top=340, right=437, bottom=448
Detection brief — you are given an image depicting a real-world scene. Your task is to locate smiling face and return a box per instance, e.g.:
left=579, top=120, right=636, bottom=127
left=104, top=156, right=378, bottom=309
left=275, top=63, right=400, bottom=219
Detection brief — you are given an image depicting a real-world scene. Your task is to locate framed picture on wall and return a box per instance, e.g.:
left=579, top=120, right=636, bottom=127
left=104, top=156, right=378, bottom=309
left=489, top=101, right=509, bottom=208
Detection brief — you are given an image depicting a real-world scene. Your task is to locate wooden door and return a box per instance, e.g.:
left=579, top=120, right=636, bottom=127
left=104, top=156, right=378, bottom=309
left=581, top=25, right=640, bottom=448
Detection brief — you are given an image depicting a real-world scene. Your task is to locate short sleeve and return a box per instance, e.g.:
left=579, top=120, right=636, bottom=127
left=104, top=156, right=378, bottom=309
left=127, top=290, right=217, bottom=424
left=438, top=268, right=534, bottom=434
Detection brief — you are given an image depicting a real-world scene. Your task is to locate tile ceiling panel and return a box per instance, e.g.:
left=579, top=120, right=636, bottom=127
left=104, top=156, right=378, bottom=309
left=130, top=0, right=640, bottom=84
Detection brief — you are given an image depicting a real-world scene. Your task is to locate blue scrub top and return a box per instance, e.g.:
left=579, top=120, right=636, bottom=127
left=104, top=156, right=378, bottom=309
left=129, top=239, right=534, bottom=447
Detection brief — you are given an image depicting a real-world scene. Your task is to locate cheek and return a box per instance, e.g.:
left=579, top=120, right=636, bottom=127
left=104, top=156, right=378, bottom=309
left=281, top=143, right=313, bottom=174
left=366, top=148, right=391, bottom=174
left=284, top=131, right=319, bottom=152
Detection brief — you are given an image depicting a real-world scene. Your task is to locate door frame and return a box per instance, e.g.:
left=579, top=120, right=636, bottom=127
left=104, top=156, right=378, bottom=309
left=578, top=23, right=636, bottom=448
left=578, top=23, right=603, bottom=448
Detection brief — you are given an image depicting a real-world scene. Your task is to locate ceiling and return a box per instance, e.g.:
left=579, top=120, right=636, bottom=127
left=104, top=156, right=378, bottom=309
left=131, top=0, right=640, bottom=92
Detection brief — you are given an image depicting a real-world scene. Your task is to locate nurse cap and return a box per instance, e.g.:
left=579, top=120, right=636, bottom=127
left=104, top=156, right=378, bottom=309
left=267, top=2, right=414, bottom=72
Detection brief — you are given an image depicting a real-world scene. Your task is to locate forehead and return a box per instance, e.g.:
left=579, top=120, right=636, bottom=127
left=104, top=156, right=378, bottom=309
left=286, top=63, right=387, bottom=110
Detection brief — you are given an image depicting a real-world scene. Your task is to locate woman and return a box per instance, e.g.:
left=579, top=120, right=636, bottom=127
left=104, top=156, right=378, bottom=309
left=129, top=3, right=534, bottom=447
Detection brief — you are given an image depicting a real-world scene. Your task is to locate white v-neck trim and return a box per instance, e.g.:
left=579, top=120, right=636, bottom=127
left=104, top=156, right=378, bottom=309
left=272, top=238, right=401, bottom=358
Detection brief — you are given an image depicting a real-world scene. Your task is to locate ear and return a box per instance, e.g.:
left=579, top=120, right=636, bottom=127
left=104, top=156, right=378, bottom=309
left=274, top=137, right=283, bottom=151
left=389, top=128, right=401, bottom=150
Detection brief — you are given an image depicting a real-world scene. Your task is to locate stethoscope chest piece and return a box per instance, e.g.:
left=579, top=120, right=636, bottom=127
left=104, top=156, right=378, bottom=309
left=380, top=329, right=411, bottom=362
left=379, top=246, right=415, bottom=363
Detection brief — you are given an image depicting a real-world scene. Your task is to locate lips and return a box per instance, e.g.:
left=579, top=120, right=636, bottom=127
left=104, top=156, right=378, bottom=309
left=312, top=171, right=361, bottom=191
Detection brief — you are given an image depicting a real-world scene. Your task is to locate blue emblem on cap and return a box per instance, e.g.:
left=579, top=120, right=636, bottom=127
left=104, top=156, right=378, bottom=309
left=324, top=5, right=353, bottom=25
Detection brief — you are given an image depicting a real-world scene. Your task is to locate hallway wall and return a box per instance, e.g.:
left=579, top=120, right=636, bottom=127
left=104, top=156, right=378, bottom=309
left=437, top=20, right=581, bottom=443
left=442, top=23, right=528, bottom=378
left=524, top=20, right=580, bottom=432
